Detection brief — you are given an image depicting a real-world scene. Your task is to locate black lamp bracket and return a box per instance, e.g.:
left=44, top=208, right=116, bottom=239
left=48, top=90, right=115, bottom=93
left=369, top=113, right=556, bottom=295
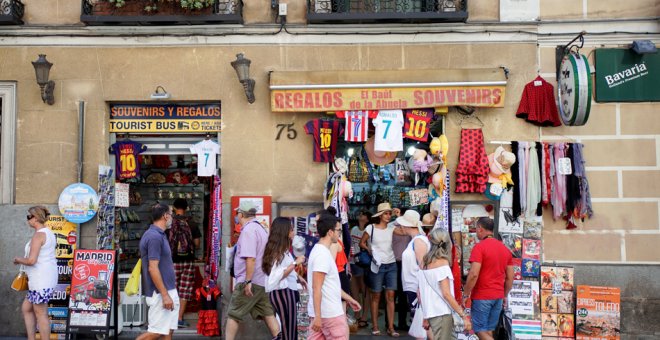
left=556, top=31, right=586, bottom=81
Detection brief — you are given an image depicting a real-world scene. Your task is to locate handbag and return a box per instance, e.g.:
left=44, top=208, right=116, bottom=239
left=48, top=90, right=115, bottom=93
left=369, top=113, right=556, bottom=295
left=421, top=270, right=465, bottom=333
left=11, top=266, right=29, bottom=292
left=124, top=258, right=142, bottom=296
left=409, top=304, right=427, bottom=339
left=356, top=225, right=374, bottom=268
left=348, top=151, right=370, bottom=183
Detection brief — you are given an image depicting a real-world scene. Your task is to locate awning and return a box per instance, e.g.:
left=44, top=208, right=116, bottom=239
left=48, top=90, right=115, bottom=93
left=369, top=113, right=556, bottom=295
left=270, top=69, right=507, bottom=113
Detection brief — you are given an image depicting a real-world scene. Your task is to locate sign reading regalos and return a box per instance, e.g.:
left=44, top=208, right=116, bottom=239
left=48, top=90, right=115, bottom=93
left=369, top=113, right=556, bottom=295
left=109, top=103, right=221, bottom=133
left=270, top=86, right=506, bottom=112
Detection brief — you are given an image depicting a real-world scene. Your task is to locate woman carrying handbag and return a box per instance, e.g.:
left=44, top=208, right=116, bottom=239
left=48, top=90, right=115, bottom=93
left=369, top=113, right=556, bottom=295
left=418, top=229, right=472, bottom=340
left=13, top=206, right=58, bottom=340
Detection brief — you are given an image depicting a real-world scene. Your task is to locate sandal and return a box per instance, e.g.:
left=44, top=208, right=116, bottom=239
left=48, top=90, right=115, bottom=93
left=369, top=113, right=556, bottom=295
left=387, top=329, right=400, bottom=337
left=358, top=319, right=369, bottom=328
left=371, top=329, right=382, bottom=336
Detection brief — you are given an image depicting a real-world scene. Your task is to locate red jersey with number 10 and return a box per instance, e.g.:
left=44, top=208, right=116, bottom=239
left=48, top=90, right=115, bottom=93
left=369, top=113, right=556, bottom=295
left=336, top=110, right=378, bottom=142
left=110, top=141, right=147, bottom=179
left=304, top=119, right=344, bottom=163
left=403, top=108, right=434, bottom=141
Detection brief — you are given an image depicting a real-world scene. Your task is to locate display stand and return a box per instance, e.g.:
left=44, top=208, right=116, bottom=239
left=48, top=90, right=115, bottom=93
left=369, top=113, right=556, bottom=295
left=65, top=250, right=118, bottom=340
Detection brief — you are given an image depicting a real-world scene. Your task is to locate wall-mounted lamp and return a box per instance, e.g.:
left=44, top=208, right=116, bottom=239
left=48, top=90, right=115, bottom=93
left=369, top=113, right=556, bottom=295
left=231, top=53, right=256, bottom=104
left=32, top=54, right=55, bottom=105
left=150, top=86, right=171, bottom=100
left=631, top=40, right=657, bottom=55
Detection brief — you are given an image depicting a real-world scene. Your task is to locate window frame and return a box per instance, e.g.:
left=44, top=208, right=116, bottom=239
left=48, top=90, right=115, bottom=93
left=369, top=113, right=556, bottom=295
left=0, top=82, right=17, bottom=204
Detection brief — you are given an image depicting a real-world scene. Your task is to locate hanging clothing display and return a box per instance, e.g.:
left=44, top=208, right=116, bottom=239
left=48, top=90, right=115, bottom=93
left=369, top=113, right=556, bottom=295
left=336, top=110, right=377, bottom=142
left=190, top=139, right=220, bottom=177
left=572, top=143, right=593, bottom=219
left=209, top=176, right=221, bottom=281
left=511, top=141, right=522, bottom=218
left=516, top=76, right=562, bottom=127
left=517, top=141, right=528, bottom=213
left=372, top=109, right=404, bottom=152
left=110, top=140, right=147, bottom=180
left=552, top=143, right=568, bottom=220
left=304, top=118, right=344, bottom=163
left=403, top=108, right=433, bottom=142
left=455, top=129, right=489, bottom=193
left=526, top=143, right=541, bottom=217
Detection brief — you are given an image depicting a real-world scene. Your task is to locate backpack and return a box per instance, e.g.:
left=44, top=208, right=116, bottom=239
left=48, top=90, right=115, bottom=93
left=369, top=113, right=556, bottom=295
left=168, top=216, right=193, bottom=257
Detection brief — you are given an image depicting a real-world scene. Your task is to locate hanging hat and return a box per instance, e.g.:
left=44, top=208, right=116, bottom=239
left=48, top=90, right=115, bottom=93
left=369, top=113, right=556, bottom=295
left=333, top=158, right=348, bottom=174
left=430, top=135, right=449, bottom=164
left=364, top=137, right=397, bottom=166
left=372, top=202, right=393, bottom=217
left=396, top=210, right=422, bottom=228
left=421, top=213, right=436, bottom=227
left=488, top=146, right=516, bottom=184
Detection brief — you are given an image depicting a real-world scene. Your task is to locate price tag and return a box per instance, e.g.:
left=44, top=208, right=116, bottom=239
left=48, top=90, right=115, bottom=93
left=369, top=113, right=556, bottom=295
left=557, top=157, right=573, bottom=175
left=533, top=80, right=542, bottom=86
left=489, top=183, right=504, bottom=196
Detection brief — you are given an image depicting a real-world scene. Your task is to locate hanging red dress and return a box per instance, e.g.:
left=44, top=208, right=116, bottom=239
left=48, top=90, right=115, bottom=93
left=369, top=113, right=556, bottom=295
left=195, top=285, right=221, bottom=337
left=455, top=129, right=490, bottom=193
left=516, top=76, right=562, bottom=127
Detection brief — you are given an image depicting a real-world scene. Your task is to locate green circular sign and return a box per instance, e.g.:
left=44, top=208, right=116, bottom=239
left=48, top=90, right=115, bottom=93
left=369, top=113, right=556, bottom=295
left=558, top=53, right=592, bottom=126
left=577, top=307, right=589, bottom=317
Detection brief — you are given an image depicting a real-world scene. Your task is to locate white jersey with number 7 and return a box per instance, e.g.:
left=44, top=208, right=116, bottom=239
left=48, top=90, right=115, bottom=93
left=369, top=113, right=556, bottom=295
left=373, top=110, right=404, bottom=152
left=190, top=139, right=220, bottom=176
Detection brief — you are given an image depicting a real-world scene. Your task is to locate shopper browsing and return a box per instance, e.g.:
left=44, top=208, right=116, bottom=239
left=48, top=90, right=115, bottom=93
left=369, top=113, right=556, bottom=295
left=137, top=203, right=180, bottom=340
left=418, top=228, right=472, bottom=340
left=463, top=217, right=514, bottom=340
left=308, top=213, right=361, bottom=340
left=225, top=206, right=280, bottom=340
left=349, top=209, right=372, bottom=328
left=15, top=206, right=58, bottom=340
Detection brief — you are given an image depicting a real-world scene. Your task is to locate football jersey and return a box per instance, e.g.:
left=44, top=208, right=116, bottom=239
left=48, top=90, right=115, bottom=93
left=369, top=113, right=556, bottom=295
left=403, top=108, right=434, bottom=141
left=304, top=119, right=344, bottom=163
left=110, top=141, right=147, bottom=180
left=336, top=110, right=377, bottom=142
left=372, top=110, right=404, bottom=152
left=190, top=139, right=220, bottom=176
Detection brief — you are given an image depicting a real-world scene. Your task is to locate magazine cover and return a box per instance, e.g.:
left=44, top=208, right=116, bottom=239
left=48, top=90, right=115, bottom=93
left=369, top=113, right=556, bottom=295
left=576, top=285, right=621, bottom=340
left=522, top=258, right=540, bottom=277
left=541, top=266, right=558, bottom=290
left=542, top=313, right=559, bottom=337
left=500, top=232, right=522, bottom=258
left=508, top=280, right=542, bottom=339
left=541, top=289, right=558, bottom=313
left=499, top=207, right=522, bottom=233
left=558, top=314, right=575, bottom=338
left=558, top=291, right=575, bottom=314
left=523, top=219, right=543, bottom=240
left=558, top=267, right=575, bottom=291
left=512, top=258, right=522, bottom=280
left=523, top=239, right=542, bottom=260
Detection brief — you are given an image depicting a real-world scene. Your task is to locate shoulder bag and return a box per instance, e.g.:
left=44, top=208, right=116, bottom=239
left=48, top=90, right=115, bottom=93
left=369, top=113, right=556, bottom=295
left=421, top=269, right=465, bottom=333
left=356, top=225, right=374, bottom=268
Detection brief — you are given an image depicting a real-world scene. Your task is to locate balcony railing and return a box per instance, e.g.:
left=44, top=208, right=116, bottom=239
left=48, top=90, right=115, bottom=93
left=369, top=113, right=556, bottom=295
left=81, top=0, right=242, bottom=25
left=307, top=0, right=467, bottom=24
left=0, top=0, right=25, bottom=25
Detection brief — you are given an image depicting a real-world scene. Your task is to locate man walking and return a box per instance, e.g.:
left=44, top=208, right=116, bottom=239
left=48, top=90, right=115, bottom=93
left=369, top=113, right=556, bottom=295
left=166, top=198, right=201, bottom=328
left=308, top=213, right=361, bottom=340
left=137, top=203, right=179, bottom=340
left=225, top=206, right=280, bottom=340
left=463, top=217, right=514, bottom=340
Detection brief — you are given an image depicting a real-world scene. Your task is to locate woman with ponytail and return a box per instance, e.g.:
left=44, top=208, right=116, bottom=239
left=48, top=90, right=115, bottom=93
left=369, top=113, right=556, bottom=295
left=417, top=229, right=471, bottom=340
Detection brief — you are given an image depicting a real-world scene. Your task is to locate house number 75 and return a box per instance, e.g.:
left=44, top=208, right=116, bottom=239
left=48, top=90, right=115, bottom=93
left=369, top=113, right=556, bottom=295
left=276, top=123, right=297, bottom=140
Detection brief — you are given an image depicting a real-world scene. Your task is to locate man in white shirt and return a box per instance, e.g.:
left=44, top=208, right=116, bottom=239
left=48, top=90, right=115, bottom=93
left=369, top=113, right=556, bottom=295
left=308, top=213, right=361, bottom=340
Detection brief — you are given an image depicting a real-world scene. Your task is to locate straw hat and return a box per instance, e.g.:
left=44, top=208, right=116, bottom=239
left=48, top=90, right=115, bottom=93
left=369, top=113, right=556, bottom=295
left=364, top=137, right=397, bottom=166
left=421, top=213, right=436, bottom=227
left=395, top=210, right=422, bottom=228
left=372, top=202, right=393, bottom=217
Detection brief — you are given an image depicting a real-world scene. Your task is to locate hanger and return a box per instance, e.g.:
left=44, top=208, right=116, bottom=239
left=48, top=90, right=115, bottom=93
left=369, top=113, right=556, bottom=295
left=456, top=106, right=484, bottom=128
left=205, top=133, right=211, bottom=140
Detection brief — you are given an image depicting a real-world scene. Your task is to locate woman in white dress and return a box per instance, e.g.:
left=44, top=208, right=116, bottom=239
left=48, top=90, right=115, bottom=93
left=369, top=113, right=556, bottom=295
left=14, top=206, right=58, bottom=340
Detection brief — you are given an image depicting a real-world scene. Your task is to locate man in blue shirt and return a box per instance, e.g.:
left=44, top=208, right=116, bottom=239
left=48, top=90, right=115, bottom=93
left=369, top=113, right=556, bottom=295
left=137, top=203, right=179, bottom=340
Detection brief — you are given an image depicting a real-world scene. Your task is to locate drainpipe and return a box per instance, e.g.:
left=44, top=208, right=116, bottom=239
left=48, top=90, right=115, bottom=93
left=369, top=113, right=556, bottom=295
left=78, top=101, right=85, bottom=183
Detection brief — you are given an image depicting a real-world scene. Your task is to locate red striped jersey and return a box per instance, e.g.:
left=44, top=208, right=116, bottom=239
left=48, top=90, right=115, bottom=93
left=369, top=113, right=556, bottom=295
left=403, top=108, right=434, bottom=141
left=304, top=119, right=344, bottom=163
left=336, top=110, right=378, bottom=142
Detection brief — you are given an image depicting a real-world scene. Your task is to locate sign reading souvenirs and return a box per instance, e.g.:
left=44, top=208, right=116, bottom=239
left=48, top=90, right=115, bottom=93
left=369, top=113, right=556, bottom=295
left=109, top=103, right=222, bottom=133
left=595, top=48, right=660, bottom=102
left=271, top=86, right=506, bottom=112
left=66, top=250, right=118, bottom=337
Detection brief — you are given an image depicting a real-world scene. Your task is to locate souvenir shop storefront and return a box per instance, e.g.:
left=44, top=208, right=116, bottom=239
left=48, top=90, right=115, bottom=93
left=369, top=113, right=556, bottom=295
left=269, top=62, right=601, bottom=339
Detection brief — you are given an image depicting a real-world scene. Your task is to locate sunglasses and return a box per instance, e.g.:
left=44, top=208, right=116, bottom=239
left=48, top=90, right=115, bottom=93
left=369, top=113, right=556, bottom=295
left=26, top=214, right=34, bottom=221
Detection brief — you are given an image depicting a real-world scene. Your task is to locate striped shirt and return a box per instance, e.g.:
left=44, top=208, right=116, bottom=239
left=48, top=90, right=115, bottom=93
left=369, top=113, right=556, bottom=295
left=336, top=110, right=377, bottom=142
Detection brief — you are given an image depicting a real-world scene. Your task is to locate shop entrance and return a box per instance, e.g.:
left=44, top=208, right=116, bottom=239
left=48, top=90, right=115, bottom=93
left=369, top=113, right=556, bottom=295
left=111, top=133, right=221, bottom=331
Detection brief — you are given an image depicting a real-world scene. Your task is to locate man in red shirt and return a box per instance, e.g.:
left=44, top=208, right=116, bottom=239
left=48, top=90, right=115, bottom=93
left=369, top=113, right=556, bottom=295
left=463, top=217, right=514, bottom=340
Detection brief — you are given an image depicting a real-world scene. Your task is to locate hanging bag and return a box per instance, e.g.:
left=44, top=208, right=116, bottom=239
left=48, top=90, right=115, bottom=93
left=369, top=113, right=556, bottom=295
left=348, top=149, right=370, bottom=183
left=11, top=266, right=29, bottom=292
left=421, top=270, right=465, bottom=333
left=356, top=225, right=374, bottom=268
left=409, top=304, right=427, bottom=339
left=124, top=258, right=142, bottom=296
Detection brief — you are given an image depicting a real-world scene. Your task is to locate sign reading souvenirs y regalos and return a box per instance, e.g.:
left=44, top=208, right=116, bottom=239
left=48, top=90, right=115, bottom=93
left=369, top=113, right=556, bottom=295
left=595, top=48, right=660, bottom=102
left=109, top=103, right=221, bottom=133
left=270, top=86, right=506, bottom=113
left=58, top=183, right=99, bottom=224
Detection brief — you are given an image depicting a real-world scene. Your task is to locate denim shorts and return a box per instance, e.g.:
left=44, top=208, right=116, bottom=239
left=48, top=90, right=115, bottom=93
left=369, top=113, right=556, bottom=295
left=350, top=263, right=365, bottom=277
left=471, top=299, right=502, bottom=333
left=368, top=262, right=397, bottom=293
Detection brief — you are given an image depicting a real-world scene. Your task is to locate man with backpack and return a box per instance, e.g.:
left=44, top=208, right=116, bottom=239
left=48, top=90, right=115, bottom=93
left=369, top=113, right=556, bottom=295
left=166, top=198, right=202, bottom=328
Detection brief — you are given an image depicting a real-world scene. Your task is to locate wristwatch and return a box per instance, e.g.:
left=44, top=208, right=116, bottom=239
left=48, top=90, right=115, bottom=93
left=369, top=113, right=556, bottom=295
left=245, top=280, right=252, bottom=284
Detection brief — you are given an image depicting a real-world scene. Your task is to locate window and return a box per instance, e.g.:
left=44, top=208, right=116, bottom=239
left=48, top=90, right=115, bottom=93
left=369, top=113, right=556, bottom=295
left=0, top=82, right=16, bottom=204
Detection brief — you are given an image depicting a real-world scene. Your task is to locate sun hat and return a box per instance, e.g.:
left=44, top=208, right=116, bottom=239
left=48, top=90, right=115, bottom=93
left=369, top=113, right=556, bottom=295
left=421, top=213, right=436, bottom=227
left=372, top=202, right=393, bottom=217
left=396, top=210, right=422, bottom=228
left=488, top=146, right=516, bottom=184
left=364, top=137, right=397, bottom=166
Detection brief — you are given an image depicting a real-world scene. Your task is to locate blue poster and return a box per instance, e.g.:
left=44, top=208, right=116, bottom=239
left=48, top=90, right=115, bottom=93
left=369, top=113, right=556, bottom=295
left=58, top=183, right=99, bottom=223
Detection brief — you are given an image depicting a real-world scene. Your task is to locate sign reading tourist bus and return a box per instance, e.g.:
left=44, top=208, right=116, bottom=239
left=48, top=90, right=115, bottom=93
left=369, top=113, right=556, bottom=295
left=109, top=103, right=222, bottom=133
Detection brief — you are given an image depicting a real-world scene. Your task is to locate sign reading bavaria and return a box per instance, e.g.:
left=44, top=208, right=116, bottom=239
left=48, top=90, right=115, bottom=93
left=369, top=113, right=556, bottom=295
left=595, top=48, right=660, bottom=102
left=109, top=103, right=222, bottom=133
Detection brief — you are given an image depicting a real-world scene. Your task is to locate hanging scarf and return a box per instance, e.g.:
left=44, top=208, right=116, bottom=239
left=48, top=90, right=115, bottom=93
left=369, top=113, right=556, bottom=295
left=210, top=176, right=221, bottom=281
